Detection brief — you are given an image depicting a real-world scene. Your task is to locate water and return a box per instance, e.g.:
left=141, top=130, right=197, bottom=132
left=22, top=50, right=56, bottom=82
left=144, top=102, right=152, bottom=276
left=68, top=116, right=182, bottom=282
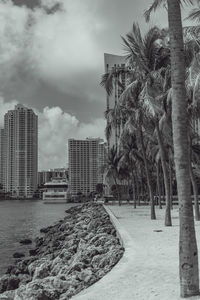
left=0, top=200, right=78, bottom=276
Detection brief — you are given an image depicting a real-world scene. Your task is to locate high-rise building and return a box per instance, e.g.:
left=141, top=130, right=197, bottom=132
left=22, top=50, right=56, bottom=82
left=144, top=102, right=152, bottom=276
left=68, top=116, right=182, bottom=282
left=104, top=53, right=128, bottom=149
left=68, top=138, right=106, bottom=195
left=0, top=129, right=5, bottom=186
left=2, top=104, right=38, bottom=198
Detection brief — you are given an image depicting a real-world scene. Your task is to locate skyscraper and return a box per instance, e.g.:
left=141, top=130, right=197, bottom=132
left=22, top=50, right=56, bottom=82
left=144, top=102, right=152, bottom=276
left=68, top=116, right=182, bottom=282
left=68, top=138, right=106, bottom=195
left=2, top=104, right=38, bottom=198
left=0, top=129, right=5, bottom=186
left=104, top=53, right=127, bottom=149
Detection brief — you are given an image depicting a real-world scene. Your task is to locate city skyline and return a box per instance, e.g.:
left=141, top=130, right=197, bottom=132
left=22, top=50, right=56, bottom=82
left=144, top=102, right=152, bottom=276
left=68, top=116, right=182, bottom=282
left=0, top=0, right=194, bottom=170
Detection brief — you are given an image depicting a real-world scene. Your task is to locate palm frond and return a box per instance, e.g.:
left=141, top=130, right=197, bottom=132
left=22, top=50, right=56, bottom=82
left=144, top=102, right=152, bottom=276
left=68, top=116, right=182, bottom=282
left=186, top=8, right=200, bottom=22
left=119, top=80, right=141, bottom=108
left=122, top=23, right=151, bottom=73
left=144, top=0, right=166, bottom=22
left=105, top=122, right=112, bottom=142
left=183, top=25, right=200, bottom=39
left=191, top=73, right=200, bottom=115
left=143, top=26, right=163, bottom=70
left=100, top=72, right=114, bottom=96
left=145, top=0, right=193, bottom=22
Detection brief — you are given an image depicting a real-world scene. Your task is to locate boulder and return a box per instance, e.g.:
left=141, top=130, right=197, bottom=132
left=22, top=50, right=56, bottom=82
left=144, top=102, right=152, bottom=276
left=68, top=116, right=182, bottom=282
left=0, top=290, right=15, bottom=300
left=19, top=239, right=32, bottom=245
left=13, top=253, right=25, bottom=259
left=33, top=261, right=52, bottom=280
left=28, top=258, right=48, bottom=276
left=0, top=275, right=20, bottom=293
left=29, top=249, right=37, bottom=256
left=15, top=280, right=60, bottom=300
left=77, top=269, right=93, bottom=283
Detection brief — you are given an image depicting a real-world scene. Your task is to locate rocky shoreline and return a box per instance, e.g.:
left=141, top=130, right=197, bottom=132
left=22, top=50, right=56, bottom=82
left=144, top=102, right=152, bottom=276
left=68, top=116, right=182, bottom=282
left=0, top=203, right=124, bottom=300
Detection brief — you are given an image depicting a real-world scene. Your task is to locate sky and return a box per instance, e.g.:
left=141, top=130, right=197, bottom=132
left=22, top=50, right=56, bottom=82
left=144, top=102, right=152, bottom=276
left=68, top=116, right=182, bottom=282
left=0, top=0, right=194, bottom=170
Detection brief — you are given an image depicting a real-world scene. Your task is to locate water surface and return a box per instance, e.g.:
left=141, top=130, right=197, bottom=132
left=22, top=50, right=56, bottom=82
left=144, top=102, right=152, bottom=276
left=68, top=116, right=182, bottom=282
left=0, top=200, right=77, bottom=275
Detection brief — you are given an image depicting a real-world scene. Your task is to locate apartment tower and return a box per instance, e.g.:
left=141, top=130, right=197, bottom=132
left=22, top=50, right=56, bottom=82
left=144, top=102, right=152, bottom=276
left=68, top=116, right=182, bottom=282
left=68, top=138, right=106, bottom=195
left=2, top=104, right=38, bottom=198
left=104, top=53, right=127, bottom=150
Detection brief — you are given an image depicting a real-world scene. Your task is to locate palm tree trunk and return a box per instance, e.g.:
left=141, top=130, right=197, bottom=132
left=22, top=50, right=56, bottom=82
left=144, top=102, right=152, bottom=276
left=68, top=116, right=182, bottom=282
left=155, top=123, right=172, bottom=226
left=169, top=160, right=173, bottom=210
left=133, top=178, right=137, bottom=209
left=139, top=127, right=156, bottom=219
left=135, top=168, right=140, bottom=206
left=190, top=165, right=200, bottom=221
left=114, top=70, right=118, bottom=150
left=167, top=0, right=199, bottom=296
left=156, top=161, right=162, bottom=209
left=188, top=139, right=200, bottom=221
left=113, top=177, right=121, bottom=206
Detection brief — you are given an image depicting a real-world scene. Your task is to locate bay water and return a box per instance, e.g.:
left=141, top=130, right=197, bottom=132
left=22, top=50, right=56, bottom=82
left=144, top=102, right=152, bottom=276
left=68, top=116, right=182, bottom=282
left=0, top=200, right=78, bottom=276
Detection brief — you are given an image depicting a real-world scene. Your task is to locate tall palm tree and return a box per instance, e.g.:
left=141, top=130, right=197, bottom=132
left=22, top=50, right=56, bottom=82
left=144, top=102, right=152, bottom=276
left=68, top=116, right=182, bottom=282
left=122, top=24, right=172, bottom=225
left=119, top=79, right=157, bottom=219
left=119, top=131, right=144, bottom=208
left=103, top=146, right=122, bottom=206
left=145, top=0, right=199, bottom=297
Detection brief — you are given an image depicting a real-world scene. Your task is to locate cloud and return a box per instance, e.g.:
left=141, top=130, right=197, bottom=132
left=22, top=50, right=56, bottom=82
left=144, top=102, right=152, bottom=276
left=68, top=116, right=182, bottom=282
left=0, top=98, right=18, bottom=127
left=38, top=106, right=106, bottom=170
left=0, top=98, right=106, bottom=170
left=0, top=0, right=105, bottom=103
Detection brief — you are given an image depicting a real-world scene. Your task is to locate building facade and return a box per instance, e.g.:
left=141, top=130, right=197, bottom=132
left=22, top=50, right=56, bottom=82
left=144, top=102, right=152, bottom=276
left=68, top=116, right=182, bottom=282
left=104, top=53, right=128, bottom=150
left=38, top=168, right=68, bottom=187
left=2, top=104, right=38, bottom=198
left=68, top=138, right=106, bottom=195
left=0, top=129, right=5, bottom=186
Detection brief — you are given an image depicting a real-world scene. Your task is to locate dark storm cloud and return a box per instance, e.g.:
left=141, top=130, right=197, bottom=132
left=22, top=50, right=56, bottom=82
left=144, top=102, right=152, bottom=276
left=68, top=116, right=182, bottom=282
left=11, top=0, right=40, bottom=9
left=12, top=0, right=63, bottom=14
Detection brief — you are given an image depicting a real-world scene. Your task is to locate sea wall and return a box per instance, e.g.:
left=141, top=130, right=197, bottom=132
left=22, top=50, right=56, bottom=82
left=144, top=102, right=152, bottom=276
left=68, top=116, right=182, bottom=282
left=0, top=203, right=124, bottom=300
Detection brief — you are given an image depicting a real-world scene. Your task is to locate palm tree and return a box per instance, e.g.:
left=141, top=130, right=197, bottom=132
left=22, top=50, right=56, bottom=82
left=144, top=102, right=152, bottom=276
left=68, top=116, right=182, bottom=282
left=145, top=0, right=199, bottom=297
left=119, top=131, right=144, bottom=208
left=119, top=80, right=157, bottom=219
left=122, top=24, right=172, bottom=225
left=103, top=146, right=122, bottom=206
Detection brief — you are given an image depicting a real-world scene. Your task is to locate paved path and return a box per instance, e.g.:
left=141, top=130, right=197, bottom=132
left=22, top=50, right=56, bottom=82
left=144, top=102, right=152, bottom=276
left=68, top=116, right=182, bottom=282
left=73, top=205, right=200, bottom=300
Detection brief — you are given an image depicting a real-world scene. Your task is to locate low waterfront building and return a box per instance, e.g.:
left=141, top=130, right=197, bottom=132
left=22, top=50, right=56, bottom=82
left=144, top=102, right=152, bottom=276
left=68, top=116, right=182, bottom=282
left=43, top=178, right=69, bottom=203
left=38, top=168, right=68, bottom=187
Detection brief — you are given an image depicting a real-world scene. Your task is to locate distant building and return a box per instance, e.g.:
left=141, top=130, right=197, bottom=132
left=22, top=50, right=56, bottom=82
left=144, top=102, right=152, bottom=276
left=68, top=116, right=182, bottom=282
left=38, top=168, right=68, bottom=187
left=2, top=104, right=38, bottom=198
left=104, top=53, right=128, bottom=149
left=68, top=138, right=106, bottom=195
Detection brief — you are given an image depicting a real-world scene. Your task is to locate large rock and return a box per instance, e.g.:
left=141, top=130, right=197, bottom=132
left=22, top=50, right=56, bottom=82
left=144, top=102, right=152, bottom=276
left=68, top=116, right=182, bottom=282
left=0, top=275, right=20, bottom=293
left=33, top=261, right=52, bottom=280
left=13, top=253, right=25, bottom=259
left=0, top=290, right=15, bottom=300
left=19, top=239, right=32, bottom=245
left=28, top=258, right=49, bottom=276
left=15, top=280, right=60, bottom=300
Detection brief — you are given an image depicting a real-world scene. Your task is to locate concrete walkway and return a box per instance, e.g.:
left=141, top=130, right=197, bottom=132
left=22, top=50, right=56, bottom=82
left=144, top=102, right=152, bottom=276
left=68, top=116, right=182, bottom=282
left=72, top=205, right=200, bottom=300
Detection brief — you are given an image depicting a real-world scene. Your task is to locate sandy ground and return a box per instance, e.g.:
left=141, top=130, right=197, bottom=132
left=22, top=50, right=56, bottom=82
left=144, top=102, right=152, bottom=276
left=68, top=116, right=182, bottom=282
left=107, top=204, right=200, bottom=300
